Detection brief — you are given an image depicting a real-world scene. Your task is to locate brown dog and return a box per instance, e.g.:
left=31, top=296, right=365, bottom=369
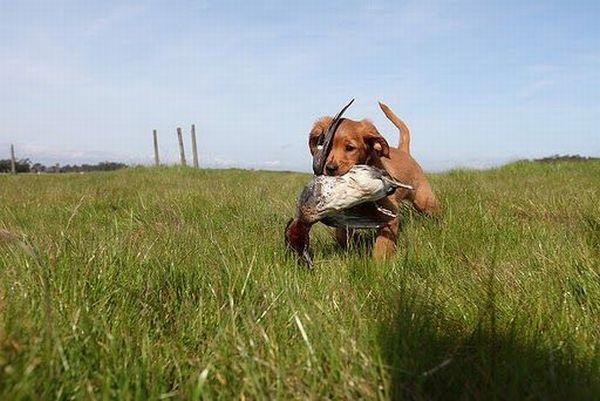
left=308, top=102, right=441, bottom=259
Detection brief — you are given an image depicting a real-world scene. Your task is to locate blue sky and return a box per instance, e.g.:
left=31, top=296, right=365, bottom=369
left=1, top=0, right=599, bottom=171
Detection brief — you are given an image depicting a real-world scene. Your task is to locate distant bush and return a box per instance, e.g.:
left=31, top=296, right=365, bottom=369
left=58, top=162, right=128, bottom=173
left=0, top=159, right=31, bottom=173
left=534, top=154, right=599, bottom=163
left=0, top=160, right=128, bottom=173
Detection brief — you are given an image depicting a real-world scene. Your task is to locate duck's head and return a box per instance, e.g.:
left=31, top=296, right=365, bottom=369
left=284, top=218, right=313, bottom=268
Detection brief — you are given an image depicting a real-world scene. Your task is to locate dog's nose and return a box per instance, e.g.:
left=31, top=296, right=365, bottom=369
left=325, top=164, right=338, bottom=175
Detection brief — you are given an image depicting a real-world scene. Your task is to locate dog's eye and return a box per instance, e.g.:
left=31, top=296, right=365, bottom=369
left=345, top=144, right=356, bottom=152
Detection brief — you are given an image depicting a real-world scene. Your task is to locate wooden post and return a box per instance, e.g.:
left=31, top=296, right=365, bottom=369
left=10, top=144, right=16, bottom=174
left=177, top=127, right=187, bottom=166
left=191, top=124, right=199, bottom=168
left=153, top=129, right=160, bottom=166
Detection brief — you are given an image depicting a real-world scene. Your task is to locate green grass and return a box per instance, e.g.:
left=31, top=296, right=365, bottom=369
left=1, top=160, right=599, bottom=400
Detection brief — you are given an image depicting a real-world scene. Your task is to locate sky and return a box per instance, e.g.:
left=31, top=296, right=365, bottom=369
left=1, top=0, right=599, bottom=171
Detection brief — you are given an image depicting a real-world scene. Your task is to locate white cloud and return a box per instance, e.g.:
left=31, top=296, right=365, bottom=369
left=263, top=160, right=280, bottom=166
left=83, top=3, right=147, bottom=38
left=518, top=79, right=555, bottom=98
left=0, top=142, right=145, bottom=165
left=527, top=63, right=559, bottom=75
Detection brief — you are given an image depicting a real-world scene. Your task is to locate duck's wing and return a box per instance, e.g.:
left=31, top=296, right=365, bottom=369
left=346, top=165, right=414, bottom=198
left=360, top=165, right=414, bottom=193
left=321, top=202, right=396, bottom=229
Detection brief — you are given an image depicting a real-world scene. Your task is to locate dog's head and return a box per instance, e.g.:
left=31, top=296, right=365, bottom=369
left=309, top=117, right=389, bottom=176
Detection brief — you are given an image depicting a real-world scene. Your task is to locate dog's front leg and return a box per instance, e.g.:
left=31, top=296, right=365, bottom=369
left=373, top=218, right=399, bottom=259
left=373, top=197, right=399, bottom=259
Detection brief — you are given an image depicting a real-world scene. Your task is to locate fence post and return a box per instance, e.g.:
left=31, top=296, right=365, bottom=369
left=177, top=127, right=187, bottom=166
left=10, top=144, right=16, bottom=174
left=153, top=129, right=160, bottom=166
left=191, top=124, right=199, bottom=168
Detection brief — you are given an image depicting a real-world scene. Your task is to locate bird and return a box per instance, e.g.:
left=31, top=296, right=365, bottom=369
left=285, top=165, right=413, bottom=267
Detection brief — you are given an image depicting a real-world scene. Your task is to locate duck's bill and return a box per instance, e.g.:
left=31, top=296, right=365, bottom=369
left=321, top=202, right=397, bottom=229
left=312, top=99, right=355, bottom=175
left=312, top=140, right=330, bottom=176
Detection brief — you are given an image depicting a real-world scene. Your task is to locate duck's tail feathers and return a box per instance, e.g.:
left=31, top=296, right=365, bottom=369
left=382, top=176, right=413, bottom=194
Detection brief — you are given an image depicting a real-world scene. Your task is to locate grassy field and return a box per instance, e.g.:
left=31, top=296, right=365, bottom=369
left=1, top=160, right=599, bottom=400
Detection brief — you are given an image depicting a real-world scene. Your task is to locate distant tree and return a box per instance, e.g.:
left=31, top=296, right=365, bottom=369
left=46, top=164, right=61, bottom=173
left=0, top=158, right=30, bottom=173
left=16, top=159, right=31, bottom=173
left=0, top=160, right=128, bottom=173
left=0, top=159, right=11, bottom=173
left=97, top=162, right=127, bottom=171
left=31, top=163, right=46, bottom=173
left=60, top=164, right=73, bottom=173
left=57, top=161, right=128, bottom=173
left=535, top=154, right=599, bottom=163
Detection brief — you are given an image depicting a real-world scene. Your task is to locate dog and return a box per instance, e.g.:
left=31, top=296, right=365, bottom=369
left=308, top=101, right=441, bottom=259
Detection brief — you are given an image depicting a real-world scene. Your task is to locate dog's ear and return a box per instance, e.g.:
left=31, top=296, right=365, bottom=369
left=363, top=127, right=390, bottom=158
left=308, top=116, right=333, bottom=156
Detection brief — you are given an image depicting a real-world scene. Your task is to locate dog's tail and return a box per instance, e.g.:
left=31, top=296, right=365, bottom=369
left=378, top=101, right=410, bottom=154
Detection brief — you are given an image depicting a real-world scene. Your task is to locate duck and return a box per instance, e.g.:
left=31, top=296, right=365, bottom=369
left=285, top=165, right=413, bottom=267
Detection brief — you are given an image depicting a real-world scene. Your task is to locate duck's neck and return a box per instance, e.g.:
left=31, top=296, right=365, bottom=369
left=285, top=218, right=311, bottom=255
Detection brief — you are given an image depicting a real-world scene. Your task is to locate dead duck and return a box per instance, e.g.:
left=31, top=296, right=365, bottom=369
left=285, top=165, right=413, bottom=267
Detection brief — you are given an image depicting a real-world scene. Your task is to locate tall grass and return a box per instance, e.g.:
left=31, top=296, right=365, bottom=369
left=1, top=160, right=599, bottom=400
